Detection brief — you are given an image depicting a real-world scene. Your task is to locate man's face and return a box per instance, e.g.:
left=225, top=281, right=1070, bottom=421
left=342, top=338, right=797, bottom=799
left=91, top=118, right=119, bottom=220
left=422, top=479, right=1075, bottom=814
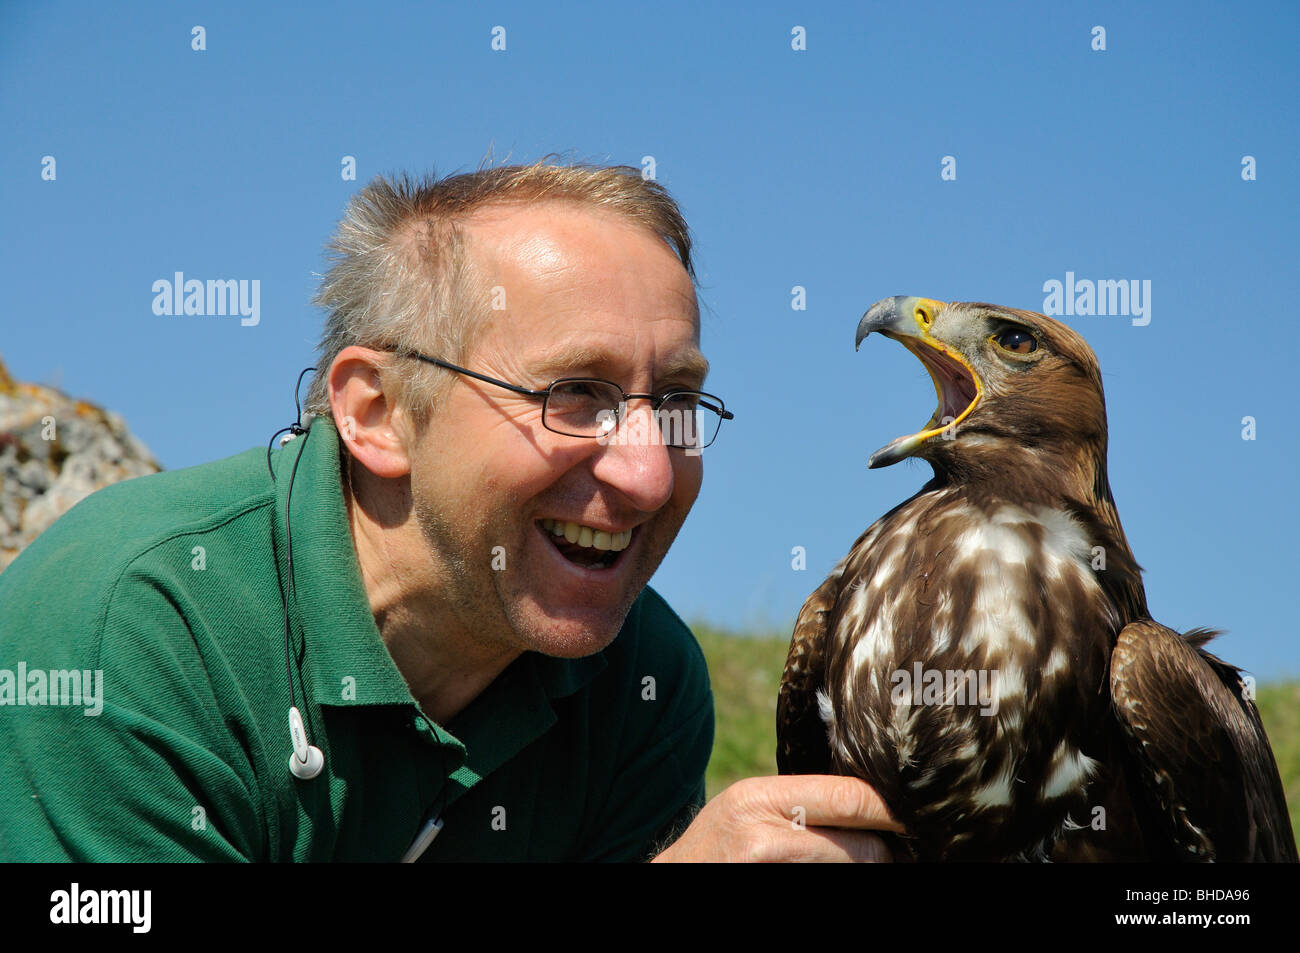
left=407, top=201, right=706, bottom=659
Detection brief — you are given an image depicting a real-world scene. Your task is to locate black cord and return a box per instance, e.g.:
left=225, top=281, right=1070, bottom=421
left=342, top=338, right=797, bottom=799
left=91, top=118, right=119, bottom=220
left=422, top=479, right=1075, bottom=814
left=280, top=427, right=309, bottom=712
left=265, top=366, right=316, bottom=482
left=265, top=368, right=452, bottom=835
left=267, top=367, right=316, bottom=715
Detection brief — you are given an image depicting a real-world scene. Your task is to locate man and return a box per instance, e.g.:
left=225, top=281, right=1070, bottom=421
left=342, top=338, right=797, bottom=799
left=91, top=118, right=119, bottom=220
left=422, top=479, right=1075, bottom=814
left=0, top=161, right=897, bottom=861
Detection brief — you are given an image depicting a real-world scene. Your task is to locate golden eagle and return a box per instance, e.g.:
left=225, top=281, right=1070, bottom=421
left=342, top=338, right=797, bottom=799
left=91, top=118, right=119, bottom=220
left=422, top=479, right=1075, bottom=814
left=777, top=296, right=1297, bottom=862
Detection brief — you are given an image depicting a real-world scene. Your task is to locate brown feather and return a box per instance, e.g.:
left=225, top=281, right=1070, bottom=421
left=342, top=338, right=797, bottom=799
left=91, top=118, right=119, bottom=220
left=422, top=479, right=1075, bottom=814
left=780, top=298, right=1296, bottom=862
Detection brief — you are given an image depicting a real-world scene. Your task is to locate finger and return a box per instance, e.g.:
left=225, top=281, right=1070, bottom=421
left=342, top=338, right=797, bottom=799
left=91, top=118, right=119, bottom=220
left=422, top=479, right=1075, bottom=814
left=761, top=775, right=906, bottom=833
left=779, top=827, right=894, bottom=863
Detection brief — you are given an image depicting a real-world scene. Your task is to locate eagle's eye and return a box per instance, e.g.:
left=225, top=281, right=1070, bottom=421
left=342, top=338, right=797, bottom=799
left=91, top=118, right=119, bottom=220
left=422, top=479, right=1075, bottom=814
left=995, top=328, right=1038, bottom=354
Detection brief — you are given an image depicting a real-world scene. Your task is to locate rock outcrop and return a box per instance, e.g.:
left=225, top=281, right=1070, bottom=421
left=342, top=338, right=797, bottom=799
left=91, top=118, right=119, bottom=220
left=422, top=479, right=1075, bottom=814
left=0, top=353, right=162, bottom=572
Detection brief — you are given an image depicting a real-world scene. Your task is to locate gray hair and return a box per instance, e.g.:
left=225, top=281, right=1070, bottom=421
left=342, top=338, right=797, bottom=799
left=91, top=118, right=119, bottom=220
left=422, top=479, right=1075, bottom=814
left=303, top=159, right=696, bottom=435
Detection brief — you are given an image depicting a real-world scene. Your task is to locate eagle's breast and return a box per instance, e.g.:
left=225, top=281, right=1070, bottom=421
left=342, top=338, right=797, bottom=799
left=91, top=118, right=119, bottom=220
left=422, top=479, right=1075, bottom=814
left=821, top=490, right=1120, bottom=859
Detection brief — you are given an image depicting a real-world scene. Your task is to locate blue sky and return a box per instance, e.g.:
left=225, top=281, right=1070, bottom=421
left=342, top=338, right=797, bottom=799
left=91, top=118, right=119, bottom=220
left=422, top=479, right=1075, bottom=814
left=3, top=1, right=1298, bottom=679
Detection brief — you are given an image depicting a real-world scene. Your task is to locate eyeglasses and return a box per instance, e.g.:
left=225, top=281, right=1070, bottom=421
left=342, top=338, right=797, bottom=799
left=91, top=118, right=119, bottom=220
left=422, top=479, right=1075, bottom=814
left=385, top=350, right=734, bottom=451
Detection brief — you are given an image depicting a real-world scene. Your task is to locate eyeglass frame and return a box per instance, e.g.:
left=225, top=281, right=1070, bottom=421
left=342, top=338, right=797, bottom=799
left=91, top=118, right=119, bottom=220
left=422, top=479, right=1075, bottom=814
left=381, top=349, right=735, bottom=449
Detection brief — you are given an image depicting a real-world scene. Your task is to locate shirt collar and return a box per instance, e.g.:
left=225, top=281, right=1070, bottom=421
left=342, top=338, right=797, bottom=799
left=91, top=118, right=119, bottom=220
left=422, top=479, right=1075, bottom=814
left=442, top=650, right=607, bottom=796
left=269, top=413, right=609, bottom=764
left=272, top=413, right=418, bottom=709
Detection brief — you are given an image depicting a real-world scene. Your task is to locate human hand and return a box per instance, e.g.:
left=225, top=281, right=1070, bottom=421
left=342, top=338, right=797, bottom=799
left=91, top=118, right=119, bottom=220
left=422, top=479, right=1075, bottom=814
left=651, top=774, right=903, bottom=862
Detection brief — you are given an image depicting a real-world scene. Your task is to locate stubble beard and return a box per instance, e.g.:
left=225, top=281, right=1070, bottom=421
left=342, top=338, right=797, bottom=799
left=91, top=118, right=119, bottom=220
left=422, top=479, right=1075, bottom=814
left=411, top=489, right=519, bottom=656
left=412, top=485, right=669, bottom=660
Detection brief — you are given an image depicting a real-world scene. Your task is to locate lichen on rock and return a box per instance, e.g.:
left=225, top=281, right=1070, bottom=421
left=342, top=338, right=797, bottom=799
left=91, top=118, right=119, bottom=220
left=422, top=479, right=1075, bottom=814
left=0, top=352, right=162, bottom=571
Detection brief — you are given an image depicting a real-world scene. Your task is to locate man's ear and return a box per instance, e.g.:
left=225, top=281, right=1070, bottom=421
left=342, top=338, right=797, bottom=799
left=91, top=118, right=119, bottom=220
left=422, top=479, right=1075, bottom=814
left=328, top=346, right=413, bottom=479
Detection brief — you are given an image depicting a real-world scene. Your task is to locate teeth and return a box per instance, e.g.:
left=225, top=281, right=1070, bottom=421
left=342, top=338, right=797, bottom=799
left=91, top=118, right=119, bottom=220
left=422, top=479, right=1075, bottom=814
left=541, top=519, right=632, bottom=552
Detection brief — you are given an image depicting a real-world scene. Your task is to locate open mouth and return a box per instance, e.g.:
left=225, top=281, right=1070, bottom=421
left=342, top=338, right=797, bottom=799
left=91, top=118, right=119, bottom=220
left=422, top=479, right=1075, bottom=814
left=538, top=518, right=634, bottom=571
left=869, top=333, right=982, bottom=468
left=901, top=336, right=980, bottom=433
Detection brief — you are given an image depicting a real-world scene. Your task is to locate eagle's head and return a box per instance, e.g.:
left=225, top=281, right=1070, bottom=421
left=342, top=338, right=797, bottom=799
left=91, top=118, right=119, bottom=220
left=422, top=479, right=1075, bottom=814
left=856, top=296, right=1108, bottom=483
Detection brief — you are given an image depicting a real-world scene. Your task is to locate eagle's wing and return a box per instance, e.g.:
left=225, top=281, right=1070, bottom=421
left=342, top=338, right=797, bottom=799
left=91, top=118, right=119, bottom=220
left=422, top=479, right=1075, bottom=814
left=1110, top=620, right=1298, bottom=861
left=776, top=567, right=844, bottom=775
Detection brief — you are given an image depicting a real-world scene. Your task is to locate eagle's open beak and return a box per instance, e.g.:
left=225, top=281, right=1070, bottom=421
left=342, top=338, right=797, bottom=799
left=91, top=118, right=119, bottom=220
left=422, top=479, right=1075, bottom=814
left=856, top=296, right=983, bottom=469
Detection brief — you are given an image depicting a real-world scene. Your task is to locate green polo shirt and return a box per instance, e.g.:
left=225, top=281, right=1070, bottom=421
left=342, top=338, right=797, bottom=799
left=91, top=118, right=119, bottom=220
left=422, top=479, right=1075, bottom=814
left=0, top=415, right=713, bottom=861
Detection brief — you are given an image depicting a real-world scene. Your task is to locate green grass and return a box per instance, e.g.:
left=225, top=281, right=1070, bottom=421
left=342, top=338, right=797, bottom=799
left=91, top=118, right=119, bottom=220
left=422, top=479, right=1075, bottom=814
left=692, top=622, right=1300, bottom=844
left=693, top=624, right=789, bottom=799
left=1257, top=681, right=1300, bottom=840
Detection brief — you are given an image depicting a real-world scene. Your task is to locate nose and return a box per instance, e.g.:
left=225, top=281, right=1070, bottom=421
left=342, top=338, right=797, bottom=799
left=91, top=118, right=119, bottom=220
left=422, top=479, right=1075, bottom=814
left=588, top=401, right=676, bottom=512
